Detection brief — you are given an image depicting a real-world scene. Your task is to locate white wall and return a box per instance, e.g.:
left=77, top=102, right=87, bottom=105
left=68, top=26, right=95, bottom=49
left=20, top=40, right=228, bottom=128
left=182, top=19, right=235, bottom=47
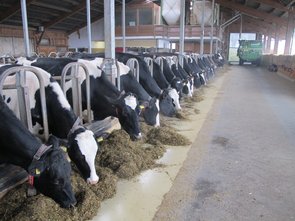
left=68, top=18, right=105, bottom=49
left=157, top=39, right=170, bottom=49
left=0, top=37, right=34, bottom=57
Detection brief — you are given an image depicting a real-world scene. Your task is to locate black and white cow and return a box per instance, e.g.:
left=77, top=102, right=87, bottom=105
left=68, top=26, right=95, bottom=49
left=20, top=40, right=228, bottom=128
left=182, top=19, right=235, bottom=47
left=115, top=61, right=160, bottom=127
left=0, top=96, right=76, bottom=208
left=1, top=64, right=99, bottom=184
left=70, top=53, right=179, bottom=116
left=115, top=53, right=180, bottom=115
left=27, top=57, right=142, bottom=140
left=184, top=56, right=207, bottom=87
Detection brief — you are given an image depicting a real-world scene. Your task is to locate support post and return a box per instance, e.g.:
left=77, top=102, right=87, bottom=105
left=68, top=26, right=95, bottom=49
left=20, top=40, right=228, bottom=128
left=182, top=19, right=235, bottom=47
left=86, top=0, right=92, bottom=53
left=122, top=0, right=126, bottom=52
left=239, top=14, right=242, bottom=39
left=284, top=8, right=294, bottom=55
left=210, top=0, right=215, bottom=54
left=274, top=25, right=279, bottom=54
left=179, top=0, right=185, bottom=67
left=104, top=0, right=116, bottom=85
left=20, top=0, right=30, bottom=57
left=200, top=0, right=205, bottom=54
left=266, top=36, right=271, bottom=54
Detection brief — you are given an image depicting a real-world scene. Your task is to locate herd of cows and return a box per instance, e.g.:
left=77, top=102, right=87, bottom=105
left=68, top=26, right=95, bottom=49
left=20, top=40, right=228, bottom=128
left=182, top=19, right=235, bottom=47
left=0, top=51, right=224, bottom=208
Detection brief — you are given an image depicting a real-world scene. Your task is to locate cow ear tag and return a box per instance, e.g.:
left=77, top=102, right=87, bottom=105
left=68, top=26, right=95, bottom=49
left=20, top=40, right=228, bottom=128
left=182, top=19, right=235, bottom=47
left=35, top=168, right=41, bottom=175
left=60, top=146, right=67, bottom=152
left=97, top=137, right=104, bottom=143
left=139, top=105, right=145, bottom=109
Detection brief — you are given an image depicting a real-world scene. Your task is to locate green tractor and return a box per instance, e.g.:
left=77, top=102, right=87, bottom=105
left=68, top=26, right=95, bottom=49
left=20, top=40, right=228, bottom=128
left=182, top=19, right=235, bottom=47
left=237, top=40, right=263, bottom=65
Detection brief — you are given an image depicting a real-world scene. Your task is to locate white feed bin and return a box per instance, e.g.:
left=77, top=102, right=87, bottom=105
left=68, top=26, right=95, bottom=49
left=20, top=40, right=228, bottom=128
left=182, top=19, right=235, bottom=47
left=162, top=0, right=181, bottom=25
left=191, top=1, right=214, bottom=25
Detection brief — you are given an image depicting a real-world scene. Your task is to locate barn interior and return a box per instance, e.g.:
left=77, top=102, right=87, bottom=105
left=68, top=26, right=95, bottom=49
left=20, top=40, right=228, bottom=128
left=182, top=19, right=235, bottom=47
left=1, top=0, right=295, bottom=220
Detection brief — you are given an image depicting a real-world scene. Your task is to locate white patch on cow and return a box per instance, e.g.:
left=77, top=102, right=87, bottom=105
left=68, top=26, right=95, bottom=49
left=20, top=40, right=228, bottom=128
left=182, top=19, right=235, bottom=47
left=124, top=95, right=137, bottom=110
left=200, top=73, right=207, bottom=85
left=169, top=88, right=181, bottom=110
left=78, top=58, right=102, bottom=79
left=184, top=81, right=193, bottom=98
left=75, top=130, right=99, bottom=184
left=155, top=99, right=160, bottom=127
left=16, top=57, right=36, bottom=66
left=117, top=62, right=131, bottom=76
left=49, top=81, right=72, bottom=110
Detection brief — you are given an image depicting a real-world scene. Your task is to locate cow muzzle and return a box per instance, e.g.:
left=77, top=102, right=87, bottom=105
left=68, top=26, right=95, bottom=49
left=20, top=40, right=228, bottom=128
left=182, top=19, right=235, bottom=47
left=87, top=176, right=99, bottom=185
left=131, top=133, right=142, bottom=140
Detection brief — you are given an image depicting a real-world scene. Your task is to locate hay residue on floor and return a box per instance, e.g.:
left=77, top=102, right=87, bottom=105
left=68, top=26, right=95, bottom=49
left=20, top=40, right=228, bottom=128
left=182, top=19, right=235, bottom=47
left=147, top=126, right=191, bottom=146
left=98, top=129, right=165, bottom=179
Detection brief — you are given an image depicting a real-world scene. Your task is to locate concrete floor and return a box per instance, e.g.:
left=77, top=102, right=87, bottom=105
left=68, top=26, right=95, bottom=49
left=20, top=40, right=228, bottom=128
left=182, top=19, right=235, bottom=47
left=154, top=65, right=295, bottom=221
left=93, top=65, right=295, bottom=221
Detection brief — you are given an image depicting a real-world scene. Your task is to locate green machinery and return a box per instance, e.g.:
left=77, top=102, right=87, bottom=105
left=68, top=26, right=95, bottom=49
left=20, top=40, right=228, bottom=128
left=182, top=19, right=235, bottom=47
left=237, top=40, right=263, bottom=65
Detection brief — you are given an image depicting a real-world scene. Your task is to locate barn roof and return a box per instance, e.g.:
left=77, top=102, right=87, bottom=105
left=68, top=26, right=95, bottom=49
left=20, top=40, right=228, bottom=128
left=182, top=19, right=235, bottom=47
left=0, top=0, right=134, bottom=34
left=0, top=0, right=294, bottom=35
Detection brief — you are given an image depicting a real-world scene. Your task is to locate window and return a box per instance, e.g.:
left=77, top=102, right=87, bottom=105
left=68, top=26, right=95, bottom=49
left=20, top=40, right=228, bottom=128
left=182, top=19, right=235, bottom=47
left=139, top=8, right=153, bottom=25
left=126, top=9, right=137, bottom=26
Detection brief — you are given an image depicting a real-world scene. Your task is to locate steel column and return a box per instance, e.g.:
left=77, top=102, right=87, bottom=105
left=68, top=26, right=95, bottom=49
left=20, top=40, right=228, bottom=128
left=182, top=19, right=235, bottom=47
left=20, top=0, right=30, bottom=56
left=179, top=0, right=185, bottom=67
left=239, top=14, right=242, bottom=39
left=200, top=0, right=205, bottom=55
left=122, top=0, right=126, bottom=52
left=104, top=0, right=116, bottom=85
left=210, top=0, right=215, bottom=54
left=86, top=0, right=92, bottom=53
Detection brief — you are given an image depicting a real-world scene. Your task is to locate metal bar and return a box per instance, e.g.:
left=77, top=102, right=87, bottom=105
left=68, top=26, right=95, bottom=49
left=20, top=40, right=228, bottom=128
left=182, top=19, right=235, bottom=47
left=239, top=14, right=242, bottom=39
left=86, top=0, right=92, bottom=53
left=210, top=0, right=215, bottom=54
left=126, top=58, right=139, bottom=82
left=144, top=57, right=154, bottom=76
left=115, top=61, right=121, bottom=91
left=221, top=13, right=240, bottom=28
left=104, top=0, right=116, bottom=85
left=61, top=62, right=92, bottom=123
left=122, top=0, right=126, bottom=52
left=155, top=57, right=163, bottom=72
left=179, top=0, right=185, bottom=67
left=200, top=0, right=205, bottom=55
left=0, top=66, right=49, bottom=141
left=20, top=0, right=30, bottom=57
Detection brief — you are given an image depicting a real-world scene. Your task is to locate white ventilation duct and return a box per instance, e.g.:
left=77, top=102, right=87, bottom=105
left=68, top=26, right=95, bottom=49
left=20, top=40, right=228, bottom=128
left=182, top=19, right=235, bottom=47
left=162, top=0, right=181, bottom=25
left=191, top=1, right=214, bottom=25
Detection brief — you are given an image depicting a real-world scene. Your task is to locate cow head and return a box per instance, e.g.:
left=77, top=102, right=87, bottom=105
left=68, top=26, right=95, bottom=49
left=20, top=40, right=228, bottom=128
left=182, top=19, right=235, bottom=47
left=159, top=89, right=177, bottom=117
left=67, top=125, right=99, bottom=185
left=29, top=136, right=76, bottom=208
left=108, top=92, right=141, bottom=140
left=139, top=97, right=160, bottom=127
left=182, top=79, right=193, bottom=98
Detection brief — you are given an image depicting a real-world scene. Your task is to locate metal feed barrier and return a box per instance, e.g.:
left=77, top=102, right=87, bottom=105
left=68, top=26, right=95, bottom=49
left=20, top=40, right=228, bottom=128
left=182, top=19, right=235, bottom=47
left=52, top=62, right=92, bottom=124
left=100, top=58, right=121, bottom=91
left=144, top=57, right=154, bottom=77
left=155, top=57, right=163, bottom=72
left=0, top=66, right=49, bottom=141
left=126, top=58, right=139, bottom=82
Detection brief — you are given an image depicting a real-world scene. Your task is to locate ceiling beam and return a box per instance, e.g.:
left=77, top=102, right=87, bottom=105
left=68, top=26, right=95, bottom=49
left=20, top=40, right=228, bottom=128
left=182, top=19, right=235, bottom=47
left=250, top=0, right=289, bottom=12
left=31, top=2, right=72, bottom=13
left=0, top=0, right=36, bottom=22
left=42, top=0, right=96, bottom=29
left=216, top=0, right=288, bottom=26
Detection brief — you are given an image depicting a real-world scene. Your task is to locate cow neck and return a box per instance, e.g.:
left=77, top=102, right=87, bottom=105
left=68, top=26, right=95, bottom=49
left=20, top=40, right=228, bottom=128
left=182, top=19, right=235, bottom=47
left=27, top=144, right=52, bottom=174
left=67, top=117, right=84, bottom=140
